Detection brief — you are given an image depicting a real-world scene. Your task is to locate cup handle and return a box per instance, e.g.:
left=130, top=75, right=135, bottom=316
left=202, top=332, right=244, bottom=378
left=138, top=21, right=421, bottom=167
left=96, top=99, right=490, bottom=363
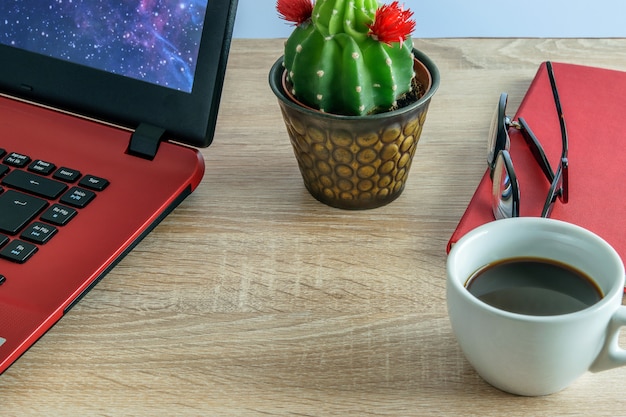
left=590, top=306, right=626, bottom=373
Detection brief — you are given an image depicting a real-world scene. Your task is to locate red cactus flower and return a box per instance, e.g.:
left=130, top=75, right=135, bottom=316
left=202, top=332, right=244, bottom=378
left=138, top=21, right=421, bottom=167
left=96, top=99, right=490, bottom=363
left=367, top=1, right=416, bottom=45
left=277, top=0, right=314, bottom=26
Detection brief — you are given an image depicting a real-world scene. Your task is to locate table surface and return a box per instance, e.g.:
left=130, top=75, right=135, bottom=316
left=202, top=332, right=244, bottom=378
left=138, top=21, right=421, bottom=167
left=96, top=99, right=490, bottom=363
left=3, top=38, right=626, bottom=416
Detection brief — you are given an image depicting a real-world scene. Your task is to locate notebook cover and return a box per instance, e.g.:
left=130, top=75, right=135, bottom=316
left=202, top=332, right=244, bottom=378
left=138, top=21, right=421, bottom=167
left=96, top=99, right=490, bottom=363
left=447, top=61, right=626, bottom=260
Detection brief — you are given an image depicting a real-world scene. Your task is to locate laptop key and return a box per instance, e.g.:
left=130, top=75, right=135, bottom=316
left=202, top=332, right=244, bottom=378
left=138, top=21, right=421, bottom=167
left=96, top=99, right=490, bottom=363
left=78, top=175, right=109, bottom=191
left=3, top=152, right=31, bottom=168
left=0, top=240, right=38, bottom=263
left=2, top=169, right=67, bottom=199
left=40, top=204, right=77, bottom=226
left=53, top=167, right=81, bottom=183
left=0, top=190, right=48, bottom=234
left=28, top=159, right=57, bottom=176
left=60, top=187, right=95, bottom=208
left=21, top=222, right=57, bottom=244
left=0, top=234, right=8, bottom=247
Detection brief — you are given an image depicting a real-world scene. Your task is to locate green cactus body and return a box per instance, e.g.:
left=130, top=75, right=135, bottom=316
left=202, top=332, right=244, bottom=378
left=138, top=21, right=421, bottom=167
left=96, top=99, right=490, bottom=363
left=283, top=0, right=415, bottom=116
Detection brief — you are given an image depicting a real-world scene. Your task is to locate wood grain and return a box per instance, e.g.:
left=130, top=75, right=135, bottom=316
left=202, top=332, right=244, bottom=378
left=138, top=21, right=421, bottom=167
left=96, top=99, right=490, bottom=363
left=3, top=39, right=626, bottom=416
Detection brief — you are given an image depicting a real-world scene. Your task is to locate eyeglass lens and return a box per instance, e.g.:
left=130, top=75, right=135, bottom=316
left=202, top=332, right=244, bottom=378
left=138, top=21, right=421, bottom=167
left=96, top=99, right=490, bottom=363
left=491, top=151, right=519, bottom=219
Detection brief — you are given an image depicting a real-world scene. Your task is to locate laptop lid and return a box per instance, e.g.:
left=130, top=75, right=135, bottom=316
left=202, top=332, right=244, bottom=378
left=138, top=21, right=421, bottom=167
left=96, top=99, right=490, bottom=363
left=0, top=0, right=238, bottom=148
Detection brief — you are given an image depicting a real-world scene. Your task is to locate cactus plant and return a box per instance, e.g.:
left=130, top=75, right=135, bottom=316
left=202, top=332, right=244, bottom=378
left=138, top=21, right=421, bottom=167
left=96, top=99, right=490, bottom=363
left=277, top=0, right=417, bottom=116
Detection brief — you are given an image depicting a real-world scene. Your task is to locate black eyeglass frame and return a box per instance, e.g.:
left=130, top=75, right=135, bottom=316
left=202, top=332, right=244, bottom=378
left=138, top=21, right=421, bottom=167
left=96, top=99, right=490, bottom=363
left=488, top=61, right=569, bottom=219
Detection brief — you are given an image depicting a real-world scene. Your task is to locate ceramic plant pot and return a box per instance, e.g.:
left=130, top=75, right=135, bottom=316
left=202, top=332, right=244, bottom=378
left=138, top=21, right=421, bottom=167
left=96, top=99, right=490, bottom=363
left=269, top=48, right=440, bottom=210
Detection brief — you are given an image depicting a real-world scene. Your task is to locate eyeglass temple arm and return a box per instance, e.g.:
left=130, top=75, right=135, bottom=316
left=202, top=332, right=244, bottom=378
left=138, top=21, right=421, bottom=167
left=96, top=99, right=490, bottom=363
left=516, top=117, right=556, bottom=183
left=547, top=61, right=569, bottom=204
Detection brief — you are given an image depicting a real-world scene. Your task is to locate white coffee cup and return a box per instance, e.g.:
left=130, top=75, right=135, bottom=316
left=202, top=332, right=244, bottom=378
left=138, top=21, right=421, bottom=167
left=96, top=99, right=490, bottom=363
left=447, top=217, right=626, bottom=396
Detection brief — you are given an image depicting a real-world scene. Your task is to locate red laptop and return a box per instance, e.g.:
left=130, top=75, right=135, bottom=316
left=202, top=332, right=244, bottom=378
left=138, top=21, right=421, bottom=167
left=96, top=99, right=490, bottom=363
left=0, top=0, right=238, bottom=374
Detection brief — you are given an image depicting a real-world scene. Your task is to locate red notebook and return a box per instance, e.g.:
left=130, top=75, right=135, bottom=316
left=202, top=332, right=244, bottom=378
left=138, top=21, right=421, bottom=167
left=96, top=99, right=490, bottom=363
left=447, top=61, right=626, bottom=261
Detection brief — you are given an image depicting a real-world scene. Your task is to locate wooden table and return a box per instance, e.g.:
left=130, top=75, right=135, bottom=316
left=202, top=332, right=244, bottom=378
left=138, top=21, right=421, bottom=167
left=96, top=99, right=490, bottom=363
left=2, top=39, right=626, bottom=416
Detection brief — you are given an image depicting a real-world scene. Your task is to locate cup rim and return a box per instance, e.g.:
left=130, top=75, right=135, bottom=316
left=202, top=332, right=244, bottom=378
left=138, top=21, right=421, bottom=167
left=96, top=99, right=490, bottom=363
left=447, top=217, right=625, bottom=322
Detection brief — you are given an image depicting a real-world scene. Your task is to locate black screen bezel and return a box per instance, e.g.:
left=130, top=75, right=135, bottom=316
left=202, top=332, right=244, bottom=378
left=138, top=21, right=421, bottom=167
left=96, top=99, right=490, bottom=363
left=0, top=0, right=238, bottom=148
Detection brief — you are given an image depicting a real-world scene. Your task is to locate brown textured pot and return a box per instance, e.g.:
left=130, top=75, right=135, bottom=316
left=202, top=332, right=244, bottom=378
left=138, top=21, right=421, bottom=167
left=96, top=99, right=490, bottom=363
left=269, top=48, right=440, bottom=210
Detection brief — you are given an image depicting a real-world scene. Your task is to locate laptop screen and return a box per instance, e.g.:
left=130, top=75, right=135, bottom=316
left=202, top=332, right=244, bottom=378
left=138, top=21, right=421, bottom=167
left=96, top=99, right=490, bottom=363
left=0, top=0, right=237, bottom=148
left=1, top=1, right=207, bottom=93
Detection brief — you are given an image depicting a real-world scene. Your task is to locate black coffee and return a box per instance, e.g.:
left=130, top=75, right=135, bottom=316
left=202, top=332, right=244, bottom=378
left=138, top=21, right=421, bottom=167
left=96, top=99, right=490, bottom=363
left=466, top=257, right=603, bottom=316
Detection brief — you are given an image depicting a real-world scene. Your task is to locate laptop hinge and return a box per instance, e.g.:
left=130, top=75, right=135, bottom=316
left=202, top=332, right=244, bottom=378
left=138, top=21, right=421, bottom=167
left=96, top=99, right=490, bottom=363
left=128, top=123, right=166, bottom=160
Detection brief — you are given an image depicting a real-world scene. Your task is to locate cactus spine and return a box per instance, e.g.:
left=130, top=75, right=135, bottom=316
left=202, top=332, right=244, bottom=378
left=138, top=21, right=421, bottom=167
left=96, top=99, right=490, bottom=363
left=283, top=0, right=416, bottom=116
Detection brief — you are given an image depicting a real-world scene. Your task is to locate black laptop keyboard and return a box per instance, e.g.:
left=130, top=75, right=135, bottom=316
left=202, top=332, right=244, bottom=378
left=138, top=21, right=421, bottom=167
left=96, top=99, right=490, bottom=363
left=0, top=148, right=109, bottom=267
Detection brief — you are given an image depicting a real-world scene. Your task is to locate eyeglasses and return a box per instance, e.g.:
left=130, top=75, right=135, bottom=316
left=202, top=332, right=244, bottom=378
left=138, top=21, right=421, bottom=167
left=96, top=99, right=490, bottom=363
left=487, top=61, right=569, bottom=219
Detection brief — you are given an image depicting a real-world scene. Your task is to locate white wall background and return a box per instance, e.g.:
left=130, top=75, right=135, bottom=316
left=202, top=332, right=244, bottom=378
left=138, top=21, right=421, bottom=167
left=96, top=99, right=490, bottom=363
left=233, top=0, right=626, bottom=38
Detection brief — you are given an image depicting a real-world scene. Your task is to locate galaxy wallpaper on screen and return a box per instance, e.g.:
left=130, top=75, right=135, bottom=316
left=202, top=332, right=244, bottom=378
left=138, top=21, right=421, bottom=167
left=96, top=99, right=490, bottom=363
left=0, top=0, right=208, bottom=93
